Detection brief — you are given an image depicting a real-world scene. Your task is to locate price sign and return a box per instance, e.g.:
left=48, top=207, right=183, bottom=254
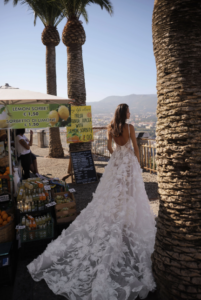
left=46, top=201, right=56, bottom=207
left=15, top=225, right=26, bottom=230
left=42, top=180, right=49, bottom=184
left=0, top=194, right=9, bottom=202
left=44, top=185, right=51, bottom=191
left=69, top=188, right=76, bottom=193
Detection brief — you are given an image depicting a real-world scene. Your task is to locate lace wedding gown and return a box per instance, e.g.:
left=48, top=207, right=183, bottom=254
left=27, top=125, right=156, bottom=300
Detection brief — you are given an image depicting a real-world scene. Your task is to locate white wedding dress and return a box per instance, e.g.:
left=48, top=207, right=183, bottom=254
left=27, top=125, right=156, bottom=300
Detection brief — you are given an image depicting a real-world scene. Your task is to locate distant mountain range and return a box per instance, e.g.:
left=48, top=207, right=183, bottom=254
left=87, top=94, right=157, bottom=115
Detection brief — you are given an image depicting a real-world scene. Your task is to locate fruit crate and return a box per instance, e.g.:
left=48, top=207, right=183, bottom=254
left=19, top=214, right=54, bottom=244
left=54, top=191, right=78, bottom=224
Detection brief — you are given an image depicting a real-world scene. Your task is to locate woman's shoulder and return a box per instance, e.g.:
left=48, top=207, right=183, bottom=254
left=16, top=134, right=25, bottom=141
left=128, top=124, right=135, bottom=131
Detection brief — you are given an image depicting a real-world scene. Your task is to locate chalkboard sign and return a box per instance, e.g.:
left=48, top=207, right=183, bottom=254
left=70, top=150, right=97, bottom=184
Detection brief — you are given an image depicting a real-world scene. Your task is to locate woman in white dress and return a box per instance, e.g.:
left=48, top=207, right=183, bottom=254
left=27, top=103, right=156, bottom=300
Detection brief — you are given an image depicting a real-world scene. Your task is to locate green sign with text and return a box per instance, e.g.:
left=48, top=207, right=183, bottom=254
left=0, top=104, right=71, bottom=129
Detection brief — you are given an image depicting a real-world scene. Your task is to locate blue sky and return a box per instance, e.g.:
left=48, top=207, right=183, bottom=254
left=0, top=0, right=156, bottom=102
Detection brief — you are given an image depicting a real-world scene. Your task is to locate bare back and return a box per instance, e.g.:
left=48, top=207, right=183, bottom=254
left=113, top=124, right=130, bottom=146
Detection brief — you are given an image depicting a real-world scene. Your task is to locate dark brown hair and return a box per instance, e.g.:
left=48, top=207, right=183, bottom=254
left=108, top=103, right=129, bottom=137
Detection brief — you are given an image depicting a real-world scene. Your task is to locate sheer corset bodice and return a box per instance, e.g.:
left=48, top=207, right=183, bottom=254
left=27, top=123, right=156, bottom=300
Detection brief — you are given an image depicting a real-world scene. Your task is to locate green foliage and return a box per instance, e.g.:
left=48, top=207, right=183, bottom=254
left=0, top=107, right=6, bottom=114
left=4, top=0, right=65, bottom=27
left=50, top=0, right=113, bottom=23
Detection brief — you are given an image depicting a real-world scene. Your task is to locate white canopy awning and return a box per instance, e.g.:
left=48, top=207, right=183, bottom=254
left=0, top=83, right=74, bottom=105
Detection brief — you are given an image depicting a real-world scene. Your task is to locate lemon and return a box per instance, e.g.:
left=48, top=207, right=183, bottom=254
left=58, top=105, right=69, bottom=121
left=0, top=120, right=8, bottom=128
left=48, top=110, right=59, bottom=126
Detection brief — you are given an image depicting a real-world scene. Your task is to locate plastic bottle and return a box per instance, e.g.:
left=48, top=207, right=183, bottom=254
left=13, top=167, right=21, bottom=197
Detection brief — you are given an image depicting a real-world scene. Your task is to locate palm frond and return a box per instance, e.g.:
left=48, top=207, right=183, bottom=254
left=5, top=0, right=65, bottom=26
left=50, top=0, right=113, bottom=22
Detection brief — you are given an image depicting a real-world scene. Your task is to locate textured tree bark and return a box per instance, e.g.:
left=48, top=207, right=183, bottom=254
left=46, top=45, right=57, bottom=95
left=67, top=45, right=86, bottom=106
left=152, top=1, right=201, bottom=299
left=46, top=44, right=64, bottom=158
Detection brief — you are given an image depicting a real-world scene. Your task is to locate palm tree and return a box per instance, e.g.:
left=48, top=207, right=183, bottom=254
left=5, top=0, right=65, bottom=158
left=152, top=0, right=201, bottom=299
left=55, top=0, right=113, bottom=152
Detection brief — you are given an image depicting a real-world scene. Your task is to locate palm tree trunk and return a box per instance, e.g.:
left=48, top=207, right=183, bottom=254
left=67, top=45, right=91, bottom=152
left=67, top=45, right=86, bottom=105
left=152, top=1, right=201, bottom=299
left=46, top=44, right=64, bottom=158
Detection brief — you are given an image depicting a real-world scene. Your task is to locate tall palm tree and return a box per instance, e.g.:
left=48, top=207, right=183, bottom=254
left=5, top=0, right=65, bottom=158
left=152, top=0, right=201, bottom=299
left=55, top=0, right=113, bottom=152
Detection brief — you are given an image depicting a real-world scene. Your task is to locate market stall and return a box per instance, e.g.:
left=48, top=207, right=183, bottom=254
left=0, top=84, right=76, bottom=259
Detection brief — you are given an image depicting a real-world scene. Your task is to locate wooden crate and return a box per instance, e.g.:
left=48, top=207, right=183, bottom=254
left=56, top=208, right=77, bottom=224
left=54, top=191, right=78, bottom=224
left=55, top=202, right=76, bottom=212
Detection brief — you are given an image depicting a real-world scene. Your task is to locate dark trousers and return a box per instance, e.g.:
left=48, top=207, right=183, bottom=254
left=20, top=153, right=31, bottom=179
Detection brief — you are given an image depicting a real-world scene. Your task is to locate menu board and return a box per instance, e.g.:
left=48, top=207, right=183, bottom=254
left=71, top=150, right=97, bottom=184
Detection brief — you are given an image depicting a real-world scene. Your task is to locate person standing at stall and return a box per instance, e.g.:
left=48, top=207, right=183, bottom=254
left=16, top=129, right=38, bottom=179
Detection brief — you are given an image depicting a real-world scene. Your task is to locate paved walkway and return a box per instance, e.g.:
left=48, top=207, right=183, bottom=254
left=32, top=145, right=159, bottom=216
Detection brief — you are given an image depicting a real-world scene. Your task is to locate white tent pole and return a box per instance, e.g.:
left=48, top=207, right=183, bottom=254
left=7, top=129, right=13, bottom=195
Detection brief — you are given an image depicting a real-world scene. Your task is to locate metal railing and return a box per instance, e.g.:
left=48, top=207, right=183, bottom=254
left=137, top=138, right=157, bottom=173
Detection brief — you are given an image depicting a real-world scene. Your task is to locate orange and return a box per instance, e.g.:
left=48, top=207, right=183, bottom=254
left=1, top=211, right=6, bottom=216
left=2, top=221, right=7, bottom=226
left=7, top=216, right=11, bottom=222
left=0, top=218, right=3, bottom=225
left=2, top=213, right=8, bottom=220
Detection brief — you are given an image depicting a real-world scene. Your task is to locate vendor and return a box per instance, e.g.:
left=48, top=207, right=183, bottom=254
left=16, top=129, right=39, bottom=179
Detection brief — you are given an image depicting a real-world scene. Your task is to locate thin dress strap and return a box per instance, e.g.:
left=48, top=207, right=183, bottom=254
left=128, top=123, right=130, bottom=139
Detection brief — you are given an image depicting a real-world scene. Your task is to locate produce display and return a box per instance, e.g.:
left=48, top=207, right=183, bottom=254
left=55, top=194, right=73, bottom=204
left=20, top=213, right=53, bottom=241
left=54, top=192, right=77, bottom=223
left=0, top=210, right=12, bottom=227
left=17, top=177, right=51, bottom=212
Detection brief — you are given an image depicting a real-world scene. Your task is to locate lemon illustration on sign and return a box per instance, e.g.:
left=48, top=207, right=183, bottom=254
left=58, top=106, right=69, bottom=121
left=0, top=106, right=10, bottom=128
left=0, top=120, right=8, bottom=128
left=48, top=110, right=59, bottom=126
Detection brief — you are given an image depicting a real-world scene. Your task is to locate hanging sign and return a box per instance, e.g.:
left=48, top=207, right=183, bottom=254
left=0, top=104, right=71, bottom=129
left=67, top=106, right=93, bottom=143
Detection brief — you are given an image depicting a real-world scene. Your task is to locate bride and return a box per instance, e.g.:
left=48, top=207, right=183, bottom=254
left=27, top=103, right=156, bottom=300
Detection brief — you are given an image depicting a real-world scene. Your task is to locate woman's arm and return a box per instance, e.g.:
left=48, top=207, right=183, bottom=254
left=107, top=131, right=113, bottom=154
left=29, top=130, right=33, bottom=146
left=18, top=130, right=33, bottom=150
left=130, top=125, right=140, bottom=163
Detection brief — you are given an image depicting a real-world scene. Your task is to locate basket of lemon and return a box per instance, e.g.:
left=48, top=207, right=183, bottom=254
left=0, top=211, right=15, bottom=243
